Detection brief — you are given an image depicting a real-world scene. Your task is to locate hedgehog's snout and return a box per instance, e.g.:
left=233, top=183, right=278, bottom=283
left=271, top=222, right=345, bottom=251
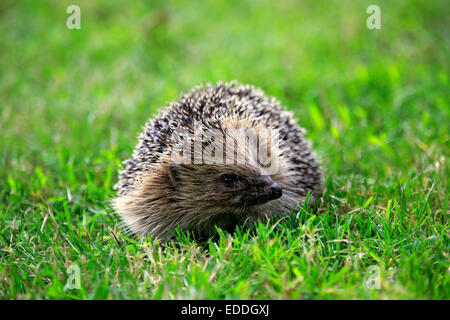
left=266, top=183, right=282, bottom=200
left=253, top=175, right=282, bottom=203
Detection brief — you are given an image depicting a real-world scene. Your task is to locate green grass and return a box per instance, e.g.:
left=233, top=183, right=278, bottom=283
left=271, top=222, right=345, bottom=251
left=0, top=0, right=449, bottom=299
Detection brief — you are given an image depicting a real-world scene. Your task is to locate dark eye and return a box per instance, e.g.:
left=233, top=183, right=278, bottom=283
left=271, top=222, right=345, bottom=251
left=221, top=174, right=239, bottom=185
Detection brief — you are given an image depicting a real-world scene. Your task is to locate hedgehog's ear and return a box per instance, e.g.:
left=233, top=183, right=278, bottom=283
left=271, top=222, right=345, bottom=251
left=168, top=163, right=182, bottom=186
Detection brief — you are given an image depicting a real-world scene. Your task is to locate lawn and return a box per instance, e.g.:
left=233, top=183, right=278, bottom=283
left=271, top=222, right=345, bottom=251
left=0, top=0, right=448, bottom=299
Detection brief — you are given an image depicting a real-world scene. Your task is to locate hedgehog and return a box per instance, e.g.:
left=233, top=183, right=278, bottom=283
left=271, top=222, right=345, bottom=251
left=113, top=81, right=323, bottom=242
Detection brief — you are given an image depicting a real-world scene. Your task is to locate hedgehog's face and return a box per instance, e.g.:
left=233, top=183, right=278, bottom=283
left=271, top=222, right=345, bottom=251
left=168, top=163, right=282, bottom=208
left=213, top=171, right=282, bottom=207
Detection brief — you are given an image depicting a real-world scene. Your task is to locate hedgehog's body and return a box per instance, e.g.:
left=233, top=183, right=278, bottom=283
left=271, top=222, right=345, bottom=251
left=113, top=82, right=322, bottom=241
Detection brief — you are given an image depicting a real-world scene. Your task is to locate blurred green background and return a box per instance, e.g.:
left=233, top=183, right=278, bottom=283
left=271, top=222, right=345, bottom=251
left=0, top=0, right=448, bottom=299
left=1, top=0, right=448, bottom=180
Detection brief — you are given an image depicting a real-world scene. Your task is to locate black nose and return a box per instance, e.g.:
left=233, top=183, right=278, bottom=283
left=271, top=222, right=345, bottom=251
left=267, top=183, right=282, bottom=200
